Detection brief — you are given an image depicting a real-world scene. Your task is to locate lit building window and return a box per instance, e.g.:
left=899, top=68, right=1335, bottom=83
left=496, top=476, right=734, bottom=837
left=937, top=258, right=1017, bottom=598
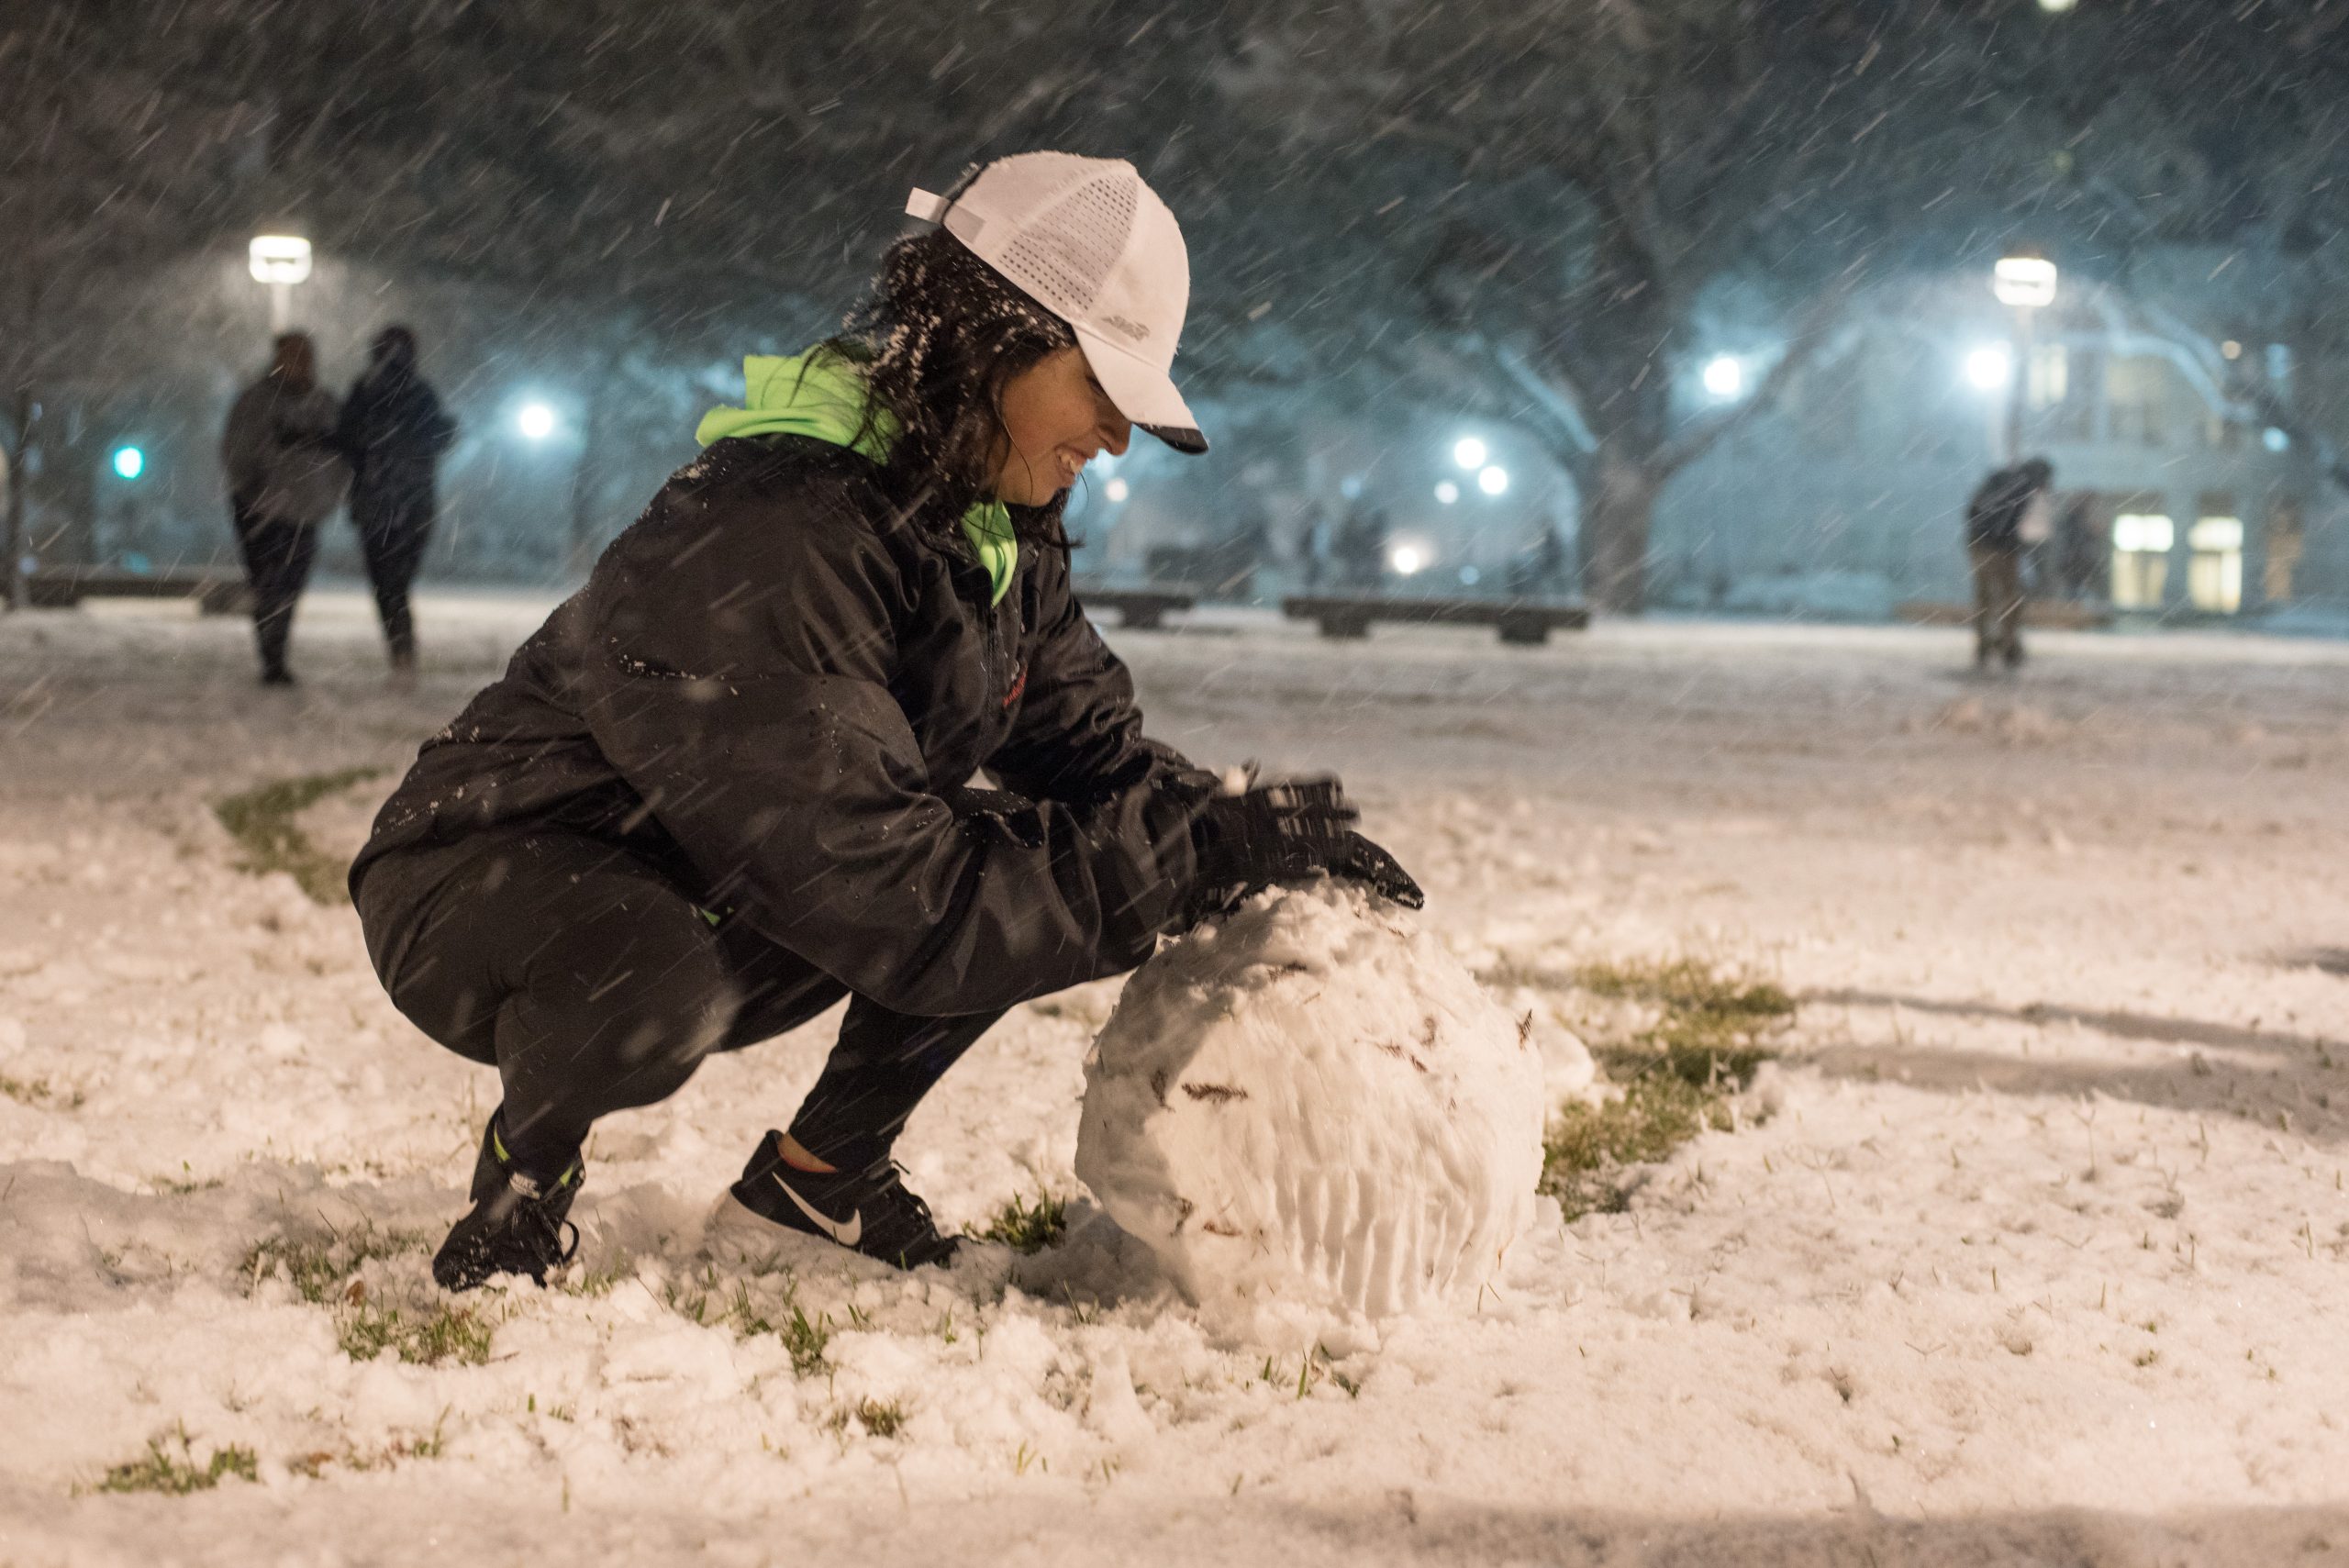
left=2111, top=512, right=2173, bottom=608
left=2188, top=517, right=2243, bottom=614
left=2027, top=343, right=2067, bottom=410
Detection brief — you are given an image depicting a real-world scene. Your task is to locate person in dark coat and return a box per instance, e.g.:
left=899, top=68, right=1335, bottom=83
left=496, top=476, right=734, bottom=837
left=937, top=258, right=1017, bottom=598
left=1334, top=502, right=1388, bottom=591
left=336, top=326, right=456, bottom=676
left=350, top=153, right=1420, bottom=1292
left=220, top=333, right=347, bottom=686
left=1963, top=456, right=2053, bottom=669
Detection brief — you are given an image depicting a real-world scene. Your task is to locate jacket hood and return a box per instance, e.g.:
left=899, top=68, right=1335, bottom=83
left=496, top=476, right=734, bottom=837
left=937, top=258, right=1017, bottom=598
left=696, top=350, right=1018, bottom=605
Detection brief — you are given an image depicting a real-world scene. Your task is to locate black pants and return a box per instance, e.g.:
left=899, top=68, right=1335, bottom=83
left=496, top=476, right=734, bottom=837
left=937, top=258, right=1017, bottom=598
left=229, top=500, right=319, bottom=679
left=355, top=498, right=432, bottom=667
left=354, top=829, right=1008, bottom=1181
left=1970, top=543, right=2026, bottom=665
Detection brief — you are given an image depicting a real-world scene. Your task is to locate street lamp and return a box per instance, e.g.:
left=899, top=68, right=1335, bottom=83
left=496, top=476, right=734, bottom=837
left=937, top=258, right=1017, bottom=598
left=1991, top=249, right=2057, bottom=462
left=110, top=446, right=146, bottom=481
left=248, top=235, right=312, bottom=332
left=2037, top=0, right=2076, bottom=11
left=1433, top=481, right=1460, bottom=505
left=1477, top=465, right=1509, bottom=496
left=516, top=402, right=558, bottom=441
left=1104, top=477, right=1130, bottom=503
left=1702, top=354, right=1745, bottom=400
left=1452, top=437, right=1487, bottom=470
left=1965, top=345, right=2013, bottom=392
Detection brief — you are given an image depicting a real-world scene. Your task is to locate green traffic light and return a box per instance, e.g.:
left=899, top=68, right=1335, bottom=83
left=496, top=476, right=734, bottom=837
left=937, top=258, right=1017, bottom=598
left=112, top=446, right=146, bottom=481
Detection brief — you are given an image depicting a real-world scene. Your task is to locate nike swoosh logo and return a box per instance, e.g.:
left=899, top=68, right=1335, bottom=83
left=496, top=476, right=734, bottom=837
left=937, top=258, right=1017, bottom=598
left=771, top=1173, right=862, bottom=1248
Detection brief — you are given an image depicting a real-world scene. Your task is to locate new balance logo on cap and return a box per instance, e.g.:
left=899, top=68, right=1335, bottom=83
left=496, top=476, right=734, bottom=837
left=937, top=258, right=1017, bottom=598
left=906, top=152, right=1208, bottom=455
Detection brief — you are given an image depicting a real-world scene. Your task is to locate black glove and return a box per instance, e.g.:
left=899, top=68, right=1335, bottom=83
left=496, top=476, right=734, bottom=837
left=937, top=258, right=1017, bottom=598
left=1324, top=830, right=1425, bottom=909
left=1190, top=776, right=1424, bottom=911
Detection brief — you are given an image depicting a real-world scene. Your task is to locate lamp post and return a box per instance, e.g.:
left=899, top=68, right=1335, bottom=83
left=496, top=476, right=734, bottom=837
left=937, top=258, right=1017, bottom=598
left=1992, top=251, right=2057, bottom=462
left=248, top=236, right=313, bottom=332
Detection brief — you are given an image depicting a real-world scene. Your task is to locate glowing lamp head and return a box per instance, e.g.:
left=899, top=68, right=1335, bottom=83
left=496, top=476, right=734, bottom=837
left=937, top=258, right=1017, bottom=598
left=1992, top=254, right=2058, bottom=308
left=1104, top=477, right=1130, bottom=502
left=1433, top=481, right=1460, bottom=505
left=1389, top=544, right=1426, bottom=576
left=248, top=235, right=313, bottom=285
left=516, top=402, right=558, bottom=440
left=1702, top=354, right=1744, bottom=399
left=1477, top=465, right=1509, bottom=496
left=1452, top=437, right=1487, bottom=471
left=110, top=446, right=145, bottom=481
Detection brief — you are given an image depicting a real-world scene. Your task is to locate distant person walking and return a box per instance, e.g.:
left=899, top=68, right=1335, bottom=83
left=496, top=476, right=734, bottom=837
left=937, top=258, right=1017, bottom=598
left=1963, top=456, right=2052, bottom=670
left=337, top=326, right=457, bottom=678
left=221, top=333, right=347, bottom=686
left=1334, top=502, right=1386, bottom=591
left=2054, top=494, right=2102, bottom=602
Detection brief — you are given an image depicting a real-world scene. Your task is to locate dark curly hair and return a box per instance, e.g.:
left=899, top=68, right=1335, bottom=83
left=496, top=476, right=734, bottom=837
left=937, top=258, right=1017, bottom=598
left=824, top=222, right=1079, bottom=548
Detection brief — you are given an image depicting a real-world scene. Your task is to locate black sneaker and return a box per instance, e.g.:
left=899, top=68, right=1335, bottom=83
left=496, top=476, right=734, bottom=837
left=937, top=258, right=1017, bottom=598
left=728, top=1130, right=958, bottom=1270
left=431, top=1116, right=584, bottom=1292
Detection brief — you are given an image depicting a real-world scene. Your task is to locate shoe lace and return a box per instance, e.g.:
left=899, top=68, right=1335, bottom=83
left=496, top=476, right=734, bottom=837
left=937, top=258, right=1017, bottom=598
left=514, top=1193, right=580, bottom=1272
left=878, top=1161, right=941, bottom=1234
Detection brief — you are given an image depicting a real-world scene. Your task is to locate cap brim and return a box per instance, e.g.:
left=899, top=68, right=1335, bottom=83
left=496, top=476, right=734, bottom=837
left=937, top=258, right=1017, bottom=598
left=1074, top=326, right=1208, bottom=455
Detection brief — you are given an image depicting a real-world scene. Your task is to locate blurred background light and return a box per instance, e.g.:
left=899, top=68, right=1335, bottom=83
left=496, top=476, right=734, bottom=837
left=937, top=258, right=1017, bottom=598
left=1965, top=345, right=2013, bottom=391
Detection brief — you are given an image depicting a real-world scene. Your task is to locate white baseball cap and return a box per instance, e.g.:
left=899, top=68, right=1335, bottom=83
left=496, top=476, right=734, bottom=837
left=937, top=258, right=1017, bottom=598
left=907, top=152, right=1208, bottom=455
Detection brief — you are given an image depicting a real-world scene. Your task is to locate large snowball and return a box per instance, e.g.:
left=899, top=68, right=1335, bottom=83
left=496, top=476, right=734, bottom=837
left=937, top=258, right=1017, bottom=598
left=1075, top=882, right=1545, bottom=1321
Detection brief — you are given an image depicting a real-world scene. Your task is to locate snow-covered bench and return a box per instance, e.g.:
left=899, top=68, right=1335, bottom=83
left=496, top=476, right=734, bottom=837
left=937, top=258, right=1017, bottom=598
left=1283, top=594, right=1591, bottom=646
left=1074, top=583, right=1199, bottom=631
left=27, top=566, right=251, bottom=617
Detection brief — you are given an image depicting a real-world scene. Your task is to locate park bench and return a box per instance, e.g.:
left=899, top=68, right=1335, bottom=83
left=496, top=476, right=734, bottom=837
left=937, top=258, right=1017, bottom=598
left=27, top=566, right=251, bottom=617
left=1074, top=583, right=1199, bottom=630
left=1283, top=594, right=1591, bottom=646
left=1894, top=598, right=2113, bottom=630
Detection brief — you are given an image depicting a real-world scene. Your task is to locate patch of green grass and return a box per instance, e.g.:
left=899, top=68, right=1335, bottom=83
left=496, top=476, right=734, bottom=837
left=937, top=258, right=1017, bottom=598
left=972, top=1191, right=1068, bottom=1254
left=1541, top=958, right=1794, bottom=1222
left=1575, top=957, right=1793, bottom=1073
left=0, top=1072, right=82, bottom=1109
left=664, top=1265, right=833, bottom=1377
left=242, top=1226, right=424, bottom=1307
left=852, top=1397, right=906, bottom=1438
left=338, top=1299, right=496, bottom=1366
left=781, top=1299, right=833, bottom=1377
left=243, top=1225, right=490, bottom=1365
left=212, top=767, right=381, bottom=906
left=96, top=1428, right=258, bottom=1496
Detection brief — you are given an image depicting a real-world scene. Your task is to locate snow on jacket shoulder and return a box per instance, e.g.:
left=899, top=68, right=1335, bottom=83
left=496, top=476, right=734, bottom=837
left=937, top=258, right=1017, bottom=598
left=354, top=435, right=1211, bottom=1017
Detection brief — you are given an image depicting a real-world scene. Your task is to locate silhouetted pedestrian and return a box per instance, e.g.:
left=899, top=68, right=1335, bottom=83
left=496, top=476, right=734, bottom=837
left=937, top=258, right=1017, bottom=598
left=1964, top=457, right=2052, bottom=670
left=338, top=326, right=456, bottom=679
left=1334, top=502, right=1386, bottom=591
left=221, top=333, right=346, bottom=686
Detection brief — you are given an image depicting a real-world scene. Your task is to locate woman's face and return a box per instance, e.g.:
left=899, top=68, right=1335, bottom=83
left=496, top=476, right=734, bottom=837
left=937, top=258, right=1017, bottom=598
left=989, top=347, right=1132, bottom=506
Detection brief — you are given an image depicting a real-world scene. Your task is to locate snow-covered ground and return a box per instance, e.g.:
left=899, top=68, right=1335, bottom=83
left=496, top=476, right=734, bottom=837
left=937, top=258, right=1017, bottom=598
left=4, top=590, right=2347, bottom=1566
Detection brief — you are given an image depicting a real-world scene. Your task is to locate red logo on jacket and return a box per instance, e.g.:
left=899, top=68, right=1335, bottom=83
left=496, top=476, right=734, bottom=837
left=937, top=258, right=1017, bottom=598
left=1002, top=662, right=1029, bottom=710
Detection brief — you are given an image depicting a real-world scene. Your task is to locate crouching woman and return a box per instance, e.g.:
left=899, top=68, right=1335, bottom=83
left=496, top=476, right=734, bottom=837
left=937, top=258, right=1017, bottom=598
left=349, top=153, right=1417, bottom=1290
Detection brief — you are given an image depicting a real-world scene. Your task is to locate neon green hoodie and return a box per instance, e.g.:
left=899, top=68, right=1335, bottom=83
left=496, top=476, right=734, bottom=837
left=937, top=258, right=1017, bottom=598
left=695, top=351, right=1018, bottom=606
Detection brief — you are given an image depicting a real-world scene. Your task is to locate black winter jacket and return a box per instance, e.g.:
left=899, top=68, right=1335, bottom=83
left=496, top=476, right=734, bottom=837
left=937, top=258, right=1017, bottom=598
left=1965, top=466, right=2037, bottom=552
left=351, top=436, right=1211, bottom=1016
left=336, top=365, right=456, bottom=525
